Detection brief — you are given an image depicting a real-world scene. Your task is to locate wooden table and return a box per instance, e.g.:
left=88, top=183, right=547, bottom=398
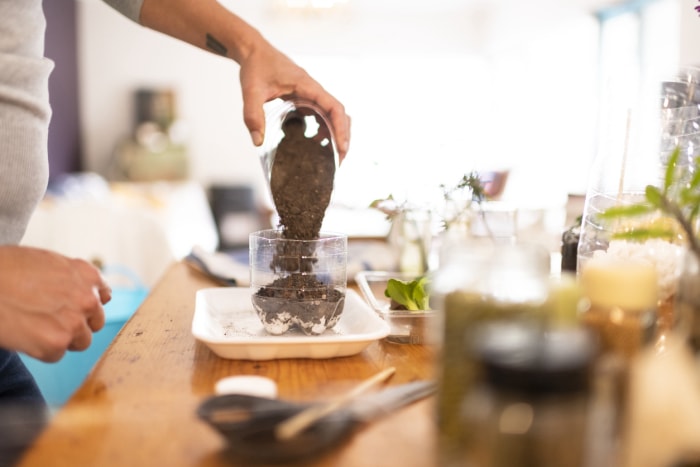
left=17, top=261, right=438, bottom=467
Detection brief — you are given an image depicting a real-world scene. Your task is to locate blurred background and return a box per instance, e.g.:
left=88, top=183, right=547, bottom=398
left=31, top=0, right=700, bottom=282
left=44, top=0, right=696, bottom=201
left=20, top=0, right=700, bottom=408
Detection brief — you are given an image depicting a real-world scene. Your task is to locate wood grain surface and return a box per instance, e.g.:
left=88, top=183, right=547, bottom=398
left=17, top=262, right=438, bottom=467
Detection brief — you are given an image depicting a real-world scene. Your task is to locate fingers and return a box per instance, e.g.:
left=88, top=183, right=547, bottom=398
left=242, top=84, right=267, bottom=147
left=0, top=247, right=113, bottom=362
left=311, top=93, right=350, bottom=161
left=288, top=83, right=351, bottom=162
left=89, top=287, right=107, bottom=332
left=66, top=258, right=109, bottom=344
left=97, top=276, right=113, bottom=305
left=332, top=111, right=351, bottom=162
left=67, top=321, right=93, bottom=352
left=239, top=61, right=351, bottom=161
left=37, top=299, right=104, bottom=360
left=98, top=285, right=112, bottom=305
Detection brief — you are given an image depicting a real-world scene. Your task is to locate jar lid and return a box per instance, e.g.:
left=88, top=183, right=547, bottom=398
left=472, top=323, right=596, bottom=395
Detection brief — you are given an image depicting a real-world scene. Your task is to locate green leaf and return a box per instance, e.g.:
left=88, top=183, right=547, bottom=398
left=689, top=165, right=700, bottom=190
left=680, top=190, right=700, bottom=206
left=597, top=203, right=655, bottom=220
left=611, top=227, right=678, bottom=242
left=384, top=277, right=430, bottom=311
left=385, top=278, right=414, bottom=309
left=664, top=146, right=681, bottom=194
left=645, top=185, right=664, bottom=207
left=411, top=276, right=431, bottom=310
left=594, top=145, right=700, bottom=261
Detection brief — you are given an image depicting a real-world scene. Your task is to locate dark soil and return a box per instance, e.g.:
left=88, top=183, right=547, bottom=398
left=254, top=110, right=343, bottom=335
left=253, top=275, right=345, bottom=335
left=270, top=112, right=335, bottom=241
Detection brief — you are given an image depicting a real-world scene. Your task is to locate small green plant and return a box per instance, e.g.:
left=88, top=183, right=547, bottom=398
left=369, top=171, right=487, bottom=229
left=384, top=276, right=431, bottom=311
left=597, top=146, right=700, bottom=262
left=439, top=171, right=487, bottom=231
left=370, top=172, right=489, bottom=305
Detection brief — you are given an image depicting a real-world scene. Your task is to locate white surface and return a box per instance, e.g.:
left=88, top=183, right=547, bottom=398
left=22, top=180, right=218, bottom=287
left=215, top=375, right=278, bottom=398
left=192, top=287, right=390, bottom=360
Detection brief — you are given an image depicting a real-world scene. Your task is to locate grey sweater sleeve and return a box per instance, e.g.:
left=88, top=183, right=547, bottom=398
left=102, top=0, right=144, bottom=23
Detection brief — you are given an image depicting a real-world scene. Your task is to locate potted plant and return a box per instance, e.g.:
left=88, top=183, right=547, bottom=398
left=596, top=146, right=700, bottom=350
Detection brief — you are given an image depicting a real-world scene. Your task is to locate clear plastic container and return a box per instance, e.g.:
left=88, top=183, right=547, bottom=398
left=249, top=229, right=347, bottom=336
left=258, top=98, right=339, bottom=192
left=354, top=270, right=437, bottom=345
left=258, top=98, right=339, bottom=240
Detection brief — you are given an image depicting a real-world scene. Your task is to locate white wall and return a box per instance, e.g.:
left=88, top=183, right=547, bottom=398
left=680, top=0, right=700, bottom=67
left=77, top=0, right=257, bottom=193
left=76, top=0, right=687, bottom=210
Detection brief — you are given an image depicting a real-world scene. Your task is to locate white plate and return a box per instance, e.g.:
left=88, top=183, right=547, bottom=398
left=192, top=287, right=390, bottom=360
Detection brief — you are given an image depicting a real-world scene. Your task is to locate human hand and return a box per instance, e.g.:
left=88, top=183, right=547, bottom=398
left=238, top=38, right=351, bottom=162
left=0, top=246, right=112, bottom=362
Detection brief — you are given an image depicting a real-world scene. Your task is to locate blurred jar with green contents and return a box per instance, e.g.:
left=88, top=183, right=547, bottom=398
left=431, top=239, right=551, bottom=467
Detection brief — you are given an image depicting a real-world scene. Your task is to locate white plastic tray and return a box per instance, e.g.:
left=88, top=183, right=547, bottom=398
left=192, top=287, right=390, bottom=360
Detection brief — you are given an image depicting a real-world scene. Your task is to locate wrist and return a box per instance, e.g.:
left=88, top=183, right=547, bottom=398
left=224, top=24, right=266, bottom=65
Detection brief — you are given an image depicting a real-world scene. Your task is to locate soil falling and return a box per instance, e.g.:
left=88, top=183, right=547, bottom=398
left=270, top=112, right=335, bottom=241
left=253, top=110, right=345, bottom=335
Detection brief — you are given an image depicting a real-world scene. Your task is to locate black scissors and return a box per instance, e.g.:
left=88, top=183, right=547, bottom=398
left=197, top=380, right=436, bottom=464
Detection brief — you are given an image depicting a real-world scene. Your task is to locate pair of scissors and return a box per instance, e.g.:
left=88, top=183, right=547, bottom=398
left=197, top=380, right=436, bottom=464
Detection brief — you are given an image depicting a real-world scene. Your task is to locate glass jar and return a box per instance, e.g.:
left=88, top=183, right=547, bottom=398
left=675, top=249, right=700, bottom=355
left=388, top=208, right=433, bottom=275
left=578, top=109, right=687, bottom=339
left=578, top=256, right=659, bottom=359
left=431, top=239, right=551, bottom=467
left=461, top=323, right=596, bottom=467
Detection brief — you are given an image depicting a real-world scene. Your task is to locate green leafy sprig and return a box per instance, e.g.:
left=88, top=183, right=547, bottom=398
left=597, top=146, right=700, bottom=262
left=384, top=276, right=431, bottom=311
left=439, top=171, right=487, bottom=231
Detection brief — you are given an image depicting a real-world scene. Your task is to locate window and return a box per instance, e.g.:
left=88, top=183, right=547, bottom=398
left=595, top=0, right=680, bottom=156
left=294, top=5, right=604, bottom=211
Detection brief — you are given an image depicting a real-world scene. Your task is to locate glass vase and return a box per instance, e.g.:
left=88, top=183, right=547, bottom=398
left=578, top=112, right=687, bottom=339
left=675, top=249, right=700, bottom=354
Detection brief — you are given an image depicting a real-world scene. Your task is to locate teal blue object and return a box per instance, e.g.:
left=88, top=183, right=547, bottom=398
left=19, top=266, right=148, bottom=408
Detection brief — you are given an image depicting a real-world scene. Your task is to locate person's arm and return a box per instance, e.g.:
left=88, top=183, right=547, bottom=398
left=111, top=0, right=351, bottom=160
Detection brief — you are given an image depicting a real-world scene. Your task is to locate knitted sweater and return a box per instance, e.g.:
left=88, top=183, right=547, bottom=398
left=0, top=0, right=143, bottom=245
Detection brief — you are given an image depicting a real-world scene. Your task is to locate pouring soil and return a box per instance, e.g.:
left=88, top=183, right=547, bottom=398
left=270, top=112, right=335, bottom=242
left=252, top=109, right=345, bottom=335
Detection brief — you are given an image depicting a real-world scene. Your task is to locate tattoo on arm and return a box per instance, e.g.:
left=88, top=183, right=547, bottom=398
left=206, top=33, right=228, bottom=56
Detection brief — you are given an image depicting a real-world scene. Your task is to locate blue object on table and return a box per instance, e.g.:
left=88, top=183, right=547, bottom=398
left=19, top=265, right=148, bottom=408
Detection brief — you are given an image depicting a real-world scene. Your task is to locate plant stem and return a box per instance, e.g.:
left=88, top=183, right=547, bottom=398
left=659, top=195, right=700, bottom=263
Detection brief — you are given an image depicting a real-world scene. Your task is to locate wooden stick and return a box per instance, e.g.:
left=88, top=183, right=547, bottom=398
left=617, top=109, right=633, bottom=205
left=275, top=367, right=396, bottom=440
